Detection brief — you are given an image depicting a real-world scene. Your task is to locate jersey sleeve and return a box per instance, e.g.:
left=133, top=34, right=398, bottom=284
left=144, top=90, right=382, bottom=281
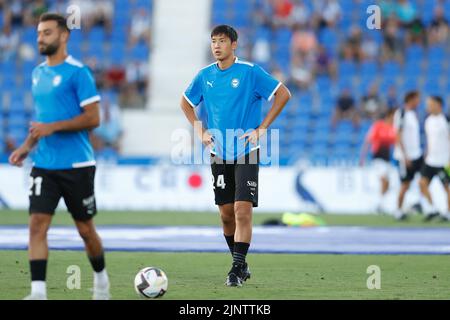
left=75, top=67, right=101, bottom=107
left=183, top=71, right=203, bottom=108
left=253, top=64, right=281, bottom=101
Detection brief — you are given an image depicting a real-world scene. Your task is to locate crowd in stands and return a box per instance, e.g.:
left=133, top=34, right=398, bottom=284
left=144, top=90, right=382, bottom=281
left=0, top=0, right=152, bottom=158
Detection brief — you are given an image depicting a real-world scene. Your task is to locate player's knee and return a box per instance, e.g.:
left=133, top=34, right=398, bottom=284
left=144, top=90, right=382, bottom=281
left=234, top=205, right=251, bottom=224
left=220, top=211, right=234, bottom=224
left=77, top=223, right=96, bottom=241
left=419, top=179, right=428, bottom=191
left=29, top=215, right=50, bottom=237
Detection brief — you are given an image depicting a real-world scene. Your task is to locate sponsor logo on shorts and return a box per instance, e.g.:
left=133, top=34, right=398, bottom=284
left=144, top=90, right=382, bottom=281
left=247, top=181, right=257, bottom=188
left=82, top=195, right=95, bottom=215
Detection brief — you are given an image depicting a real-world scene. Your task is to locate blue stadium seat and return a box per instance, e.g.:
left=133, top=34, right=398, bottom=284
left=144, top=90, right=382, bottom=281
left=405, top=44, right=425, bottom=61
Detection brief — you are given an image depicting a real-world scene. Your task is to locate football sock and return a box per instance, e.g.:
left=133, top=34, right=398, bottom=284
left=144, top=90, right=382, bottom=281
left=94, top=269, right=109, bottom=288
left=89, top=254, right=105, bottom=273
left=224, top=234, right=234, bottom=255
left=30, top=259, right=47, bottom=296
left=30, top=259, right=47, bottom=281
left=232, top=242, right=250, bottom=268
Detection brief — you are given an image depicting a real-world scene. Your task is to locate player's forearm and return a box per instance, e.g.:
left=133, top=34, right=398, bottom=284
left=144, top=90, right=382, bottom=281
left=259, top=84, right=291, bottom=130
left=51, top=111, right=100, bottom=133
left=22, top=134, right=38, bottom=151
left=181, top=97, right=206, bottom=137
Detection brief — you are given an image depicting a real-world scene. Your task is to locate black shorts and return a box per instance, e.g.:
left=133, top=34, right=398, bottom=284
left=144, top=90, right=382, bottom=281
left=29, top=166, right=97, bottom=221
left=420, top=164, right=450, bottom=185
left=397, top=156, right=423, bottom=182
left=210, top=150, right=259, bottom=207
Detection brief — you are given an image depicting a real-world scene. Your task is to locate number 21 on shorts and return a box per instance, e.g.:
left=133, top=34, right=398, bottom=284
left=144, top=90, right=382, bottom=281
left=29, top=176, right=43, bottom=196
left=212, top=174, right=226, bottom=189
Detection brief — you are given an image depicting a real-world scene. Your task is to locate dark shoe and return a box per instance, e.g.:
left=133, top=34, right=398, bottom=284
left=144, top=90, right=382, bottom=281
left=410, top=203, right=423, bottom=215
left=396, top=213, right=409, bottom=221
left=241, top=262, right=251, bottom=282
left=423, top=212, right=440, bottom=222
left=225, top=272, right=242, bottom=287
left=439, top=215, right=449, bottom=222
left=225, top=263, right=244, bottom=287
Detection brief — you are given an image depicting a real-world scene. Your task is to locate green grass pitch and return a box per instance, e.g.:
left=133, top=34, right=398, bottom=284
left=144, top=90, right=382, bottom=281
left=0, top=210, right=449, bottom=300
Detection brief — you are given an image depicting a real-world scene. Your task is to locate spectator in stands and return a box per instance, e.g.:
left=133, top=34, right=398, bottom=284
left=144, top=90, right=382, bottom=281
left=314, top=45, right=336, bottom=79
left=385, top=85, right=398, bottom=110
left=90, top=96, right=123, bottom=153
left=118, top=83, right=145, bottom=109
left=85, top=56, right=106, bottom=90
left=379, top=0, right=396, bottom=19
left=70, top=0, right=113, bottom=34
left=360, top=83, right=386, bottom=121
left=331, top=88, right=360, bottom=128
left=0, top=24, right=19, bottom=61
left=252, top=37, right=271, bottom=66
left=125, top=60, right=149, bottom=93
left=361, top=33, right=380, bottom=61
left=289, top=0, right=311, bottom=26
left=271, top=0, right=294, bottom=27
left=381, top=18, right=404, bottom=63
left=395, top=0, right=416, bottom=26
left=314, top=0, right=341, bottom=28
left=128, top=7, right=152, bottom=48
left=252, top=1, right=273, bottom=29
left=341, top=26, right=364, bottom=62
left=290, top=53, right=314, bottom=90
left=3, top=0, right=26, bottom=28
left=291, top=23, right=318, bottom=56
left=104, top=64, right=126, bottom=91
left=49, top=0, right=68, bottom=14
left=428, top=6, right=449, bottom=45
left=26, top=0, right=49, bottom=25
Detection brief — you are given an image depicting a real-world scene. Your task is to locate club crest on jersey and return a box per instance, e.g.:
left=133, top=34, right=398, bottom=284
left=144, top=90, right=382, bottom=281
left=53, top=75, right=62, bottom=87
left=231, top=78, right=240, bottom=88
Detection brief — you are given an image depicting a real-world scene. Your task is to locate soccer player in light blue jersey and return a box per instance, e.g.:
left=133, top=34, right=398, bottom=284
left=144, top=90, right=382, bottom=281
left=181, top=25, right=291, bottom=287
left=9, top=13, right=110, bottom=300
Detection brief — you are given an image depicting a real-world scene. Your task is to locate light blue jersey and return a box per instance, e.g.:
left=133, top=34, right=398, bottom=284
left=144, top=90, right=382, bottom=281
left=184, top=57, right=281, bottom=160
left=31, top=55, right=100, bottom=170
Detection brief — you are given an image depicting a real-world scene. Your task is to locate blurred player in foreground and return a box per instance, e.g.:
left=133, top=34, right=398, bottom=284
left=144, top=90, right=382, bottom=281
left=9, top=13, right=110, bottom=300
left=360, top=108, right=397, bottom=214
left=418, top=96, right=450, bottom=222
left=393, top=91, right=423, bottom=221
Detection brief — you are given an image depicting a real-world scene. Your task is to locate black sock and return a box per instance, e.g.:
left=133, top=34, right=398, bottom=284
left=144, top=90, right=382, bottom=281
left=30, top=259, right=47, bottom=281
left=233, top=242, right=250, bottom=267
left=88, top=254, right=105, bottom=273
left=224, top=234, right=234, bottom=255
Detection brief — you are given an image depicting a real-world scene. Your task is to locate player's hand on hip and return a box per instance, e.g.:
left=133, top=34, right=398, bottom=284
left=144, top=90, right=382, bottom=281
left=201, top=130, right=214, bottom=149
left=29, top=121, right=55, bottom=139
left=8, top=147, right=29, bottom=167
left=240, top=128, right=266, bottom=147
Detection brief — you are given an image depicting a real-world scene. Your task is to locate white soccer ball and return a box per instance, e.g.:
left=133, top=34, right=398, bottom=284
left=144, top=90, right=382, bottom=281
left=134, top=267, right=168, bottom=299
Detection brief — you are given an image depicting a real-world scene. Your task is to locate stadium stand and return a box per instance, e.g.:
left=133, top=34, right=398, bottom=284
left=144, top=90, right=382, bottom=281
left=0, top=0, right=449, bottom=166
left=0, top=0, right=152, bottom=158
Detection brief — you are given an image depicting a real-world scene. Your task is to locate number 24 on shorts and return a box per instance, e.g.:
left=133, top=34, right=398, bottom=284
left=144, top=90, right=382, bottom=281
left=212, top=174, right=226, bottom=189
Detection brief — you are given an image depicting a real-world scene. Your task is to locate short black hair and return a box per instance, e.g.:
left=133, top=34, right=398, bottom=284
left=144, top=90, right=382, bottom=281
left=39, top=12, right=70, bottom=33
left=404, top=90, right=419, bottom=104
left=429, top=95, right=444, bottom=107
left=211, top=25, right=238, bottom=42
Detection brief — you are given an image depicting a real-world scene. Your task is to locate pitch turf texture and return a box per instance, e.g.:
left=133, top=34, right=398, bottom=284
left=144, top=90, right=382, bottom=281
left=0, top=210, right=449, bottom=300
